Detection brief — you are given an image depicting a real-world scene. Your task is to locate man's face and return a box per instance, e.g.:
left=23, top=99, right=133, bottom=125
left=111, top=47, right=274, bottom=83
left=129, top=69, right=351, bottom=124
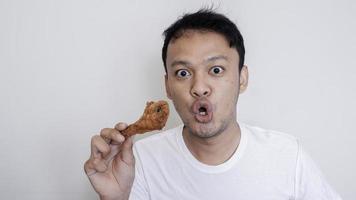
left=165, top=30, right=248, bottom=138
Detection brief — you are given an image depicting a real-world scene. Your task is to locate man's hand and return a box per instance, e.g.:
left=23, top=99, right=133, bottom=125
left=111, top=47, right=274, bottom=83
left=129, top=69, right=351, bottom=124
left=84, top=123, right=135, bottom=200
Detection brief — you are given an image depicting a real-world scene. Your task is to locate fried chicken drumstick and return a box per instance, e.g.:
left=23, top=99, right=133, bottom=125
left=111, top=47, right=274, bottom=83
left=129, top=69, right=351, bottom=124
left=121, top=100, right=169, bottom=137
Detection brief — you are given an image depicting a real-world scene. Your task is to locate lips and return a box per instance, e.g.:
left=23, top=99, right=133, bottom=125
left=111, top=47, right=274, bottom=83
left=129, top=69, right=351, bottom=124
left=191, top=98, right=213, bottom=123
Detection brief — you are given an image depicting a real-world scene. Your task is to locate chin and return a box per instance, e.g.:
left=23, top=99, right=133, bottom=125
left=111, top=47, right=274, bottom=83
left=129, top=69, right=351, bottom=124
left=184, top=119, right=227, bottom=139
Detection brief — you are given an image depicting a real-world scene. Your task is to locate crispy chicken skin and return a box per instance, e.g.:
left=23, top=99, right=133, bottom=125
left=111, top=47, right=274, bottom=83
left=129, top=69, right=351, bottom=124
left=121, top=100, right=169, bottom=137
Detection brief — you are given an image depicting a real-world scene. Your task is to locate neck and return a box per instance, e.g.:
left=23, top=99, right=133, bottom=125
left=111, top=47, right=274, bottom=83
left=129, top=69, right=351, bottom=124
left=182, top=120, right=241, bottom=166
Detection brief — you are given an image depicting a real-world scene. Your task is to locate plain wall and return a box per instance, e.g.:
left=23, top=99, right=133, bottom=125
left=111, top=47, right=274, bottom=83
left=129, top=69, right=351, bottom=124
left=0, top=0, right=355, bottom=199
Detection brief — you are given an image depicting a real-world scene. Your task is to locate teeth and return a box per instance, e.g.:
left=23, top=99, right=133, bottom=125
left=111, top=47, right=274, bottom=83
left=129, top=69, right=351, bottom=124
left=199, top=112, right=207, bottom=116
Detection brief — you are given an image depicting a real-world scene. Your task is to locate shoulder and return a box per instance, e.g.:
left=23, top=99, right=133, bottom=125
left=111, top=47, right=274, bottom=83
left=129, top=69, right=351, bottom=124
left=240, top=122, right=300, bottom=154
left=133, top=125, right=183, bottom=156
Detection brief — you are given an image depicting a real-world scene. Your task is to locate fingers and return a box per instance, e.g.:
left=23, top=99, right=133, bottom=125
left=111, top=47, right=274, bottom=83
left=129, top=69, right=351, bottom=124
left=91, top=157, right=108, bottom=172
left=84, top=159, right=96, bottom=176
left=84, top=157, right=107, bottom=176
left=84, top=135, right=111, bottom=176
left=114, top=122, right=128, bottom=131
left=100, top=128, right=125, bottom=145
left=84, top=122, right=131, bottom=177
left=91, top=135, right=111, bottom=158
left=118, top=136, right=135, bottom=165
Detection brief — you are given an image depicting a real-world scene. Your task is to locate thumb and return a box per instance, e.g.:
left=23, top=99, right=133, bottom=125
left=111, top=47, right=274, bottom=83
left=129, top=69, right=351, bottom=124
left=115, top=122, right=128, bottom=131
left=118, top=136, right=135, bottom=165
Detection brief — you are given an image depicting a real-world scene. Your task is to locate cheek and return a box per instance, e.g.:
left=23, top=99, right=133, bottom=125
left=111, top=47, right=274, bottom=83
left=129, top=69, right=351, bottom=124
left=168, top=81, right=189, bottom=99
left=215, top=79, right=239, bottom=107
left=168, top=82, right=192, bottom=113
left=168, top=85, right=185, bottom=109
left=218, top=78, right=238, bottom=94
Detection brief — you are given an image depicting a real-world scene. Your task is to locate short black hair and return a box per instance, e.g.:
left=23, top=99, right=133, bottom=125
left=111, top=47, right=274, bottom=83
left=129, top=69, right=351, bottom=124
left=162, top=8, right=245, bottom=73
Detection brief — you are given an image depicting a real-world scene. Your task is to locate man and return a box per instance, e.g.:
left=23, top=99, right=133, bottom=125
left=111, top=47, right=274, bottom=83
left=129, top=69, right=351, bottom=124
left=84, top=9, right=342, bottom=200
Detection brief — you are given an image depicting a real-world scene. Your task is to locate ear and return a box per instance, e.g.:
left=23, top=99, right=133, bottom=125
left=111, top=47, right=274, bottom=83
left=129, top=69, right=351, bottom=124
left=239, top=65, right=249, bottom=94
left=165, top=74, right=172, bottom=99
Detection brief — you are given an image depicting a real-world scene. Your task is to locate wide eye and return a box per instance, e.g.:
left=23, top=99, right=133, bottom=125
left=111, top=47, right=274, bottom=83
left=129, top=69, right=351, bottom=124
left=210, top=66, right=224, bottom=75
left=175, top=69, right=191, bottom=78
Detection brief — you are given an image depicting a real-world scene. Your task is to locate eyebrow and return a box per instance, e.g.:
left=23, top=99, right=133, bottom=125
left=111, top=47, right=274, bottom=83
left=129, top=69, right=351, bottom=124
left=205, top=55, right=229, bottom=62
left=170, top=60, right=192, bottom=68
left=169, top=55, right=228, bottom=68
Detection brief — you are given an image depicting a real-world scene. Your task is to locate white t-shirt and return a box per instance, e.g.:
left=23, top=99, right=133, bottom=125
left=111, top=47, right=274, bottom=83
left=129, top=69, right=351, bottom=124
left=129, top=122, right=342, bottom=200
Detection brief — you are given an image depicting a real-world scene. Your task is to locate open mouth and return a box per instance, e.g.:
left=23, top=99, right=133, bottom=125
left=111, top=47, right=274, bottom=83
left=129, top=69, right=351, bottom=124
left=198, top=106, right=208, bottom=116
left=191, top=99, right=213, bottom=123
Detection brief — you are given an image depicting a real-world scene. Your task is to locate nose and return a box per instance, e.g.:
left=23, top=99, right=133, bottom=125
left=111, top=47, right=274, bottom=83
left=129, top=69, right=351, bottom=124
left=190, top=74, right=211, bottom=98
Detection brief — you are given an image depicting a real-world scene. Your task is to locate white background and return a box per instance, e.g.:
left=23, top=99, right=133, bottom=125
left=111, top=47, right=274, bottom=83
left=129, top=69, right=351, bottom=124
left=0, top=0, right=355, bottom=199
